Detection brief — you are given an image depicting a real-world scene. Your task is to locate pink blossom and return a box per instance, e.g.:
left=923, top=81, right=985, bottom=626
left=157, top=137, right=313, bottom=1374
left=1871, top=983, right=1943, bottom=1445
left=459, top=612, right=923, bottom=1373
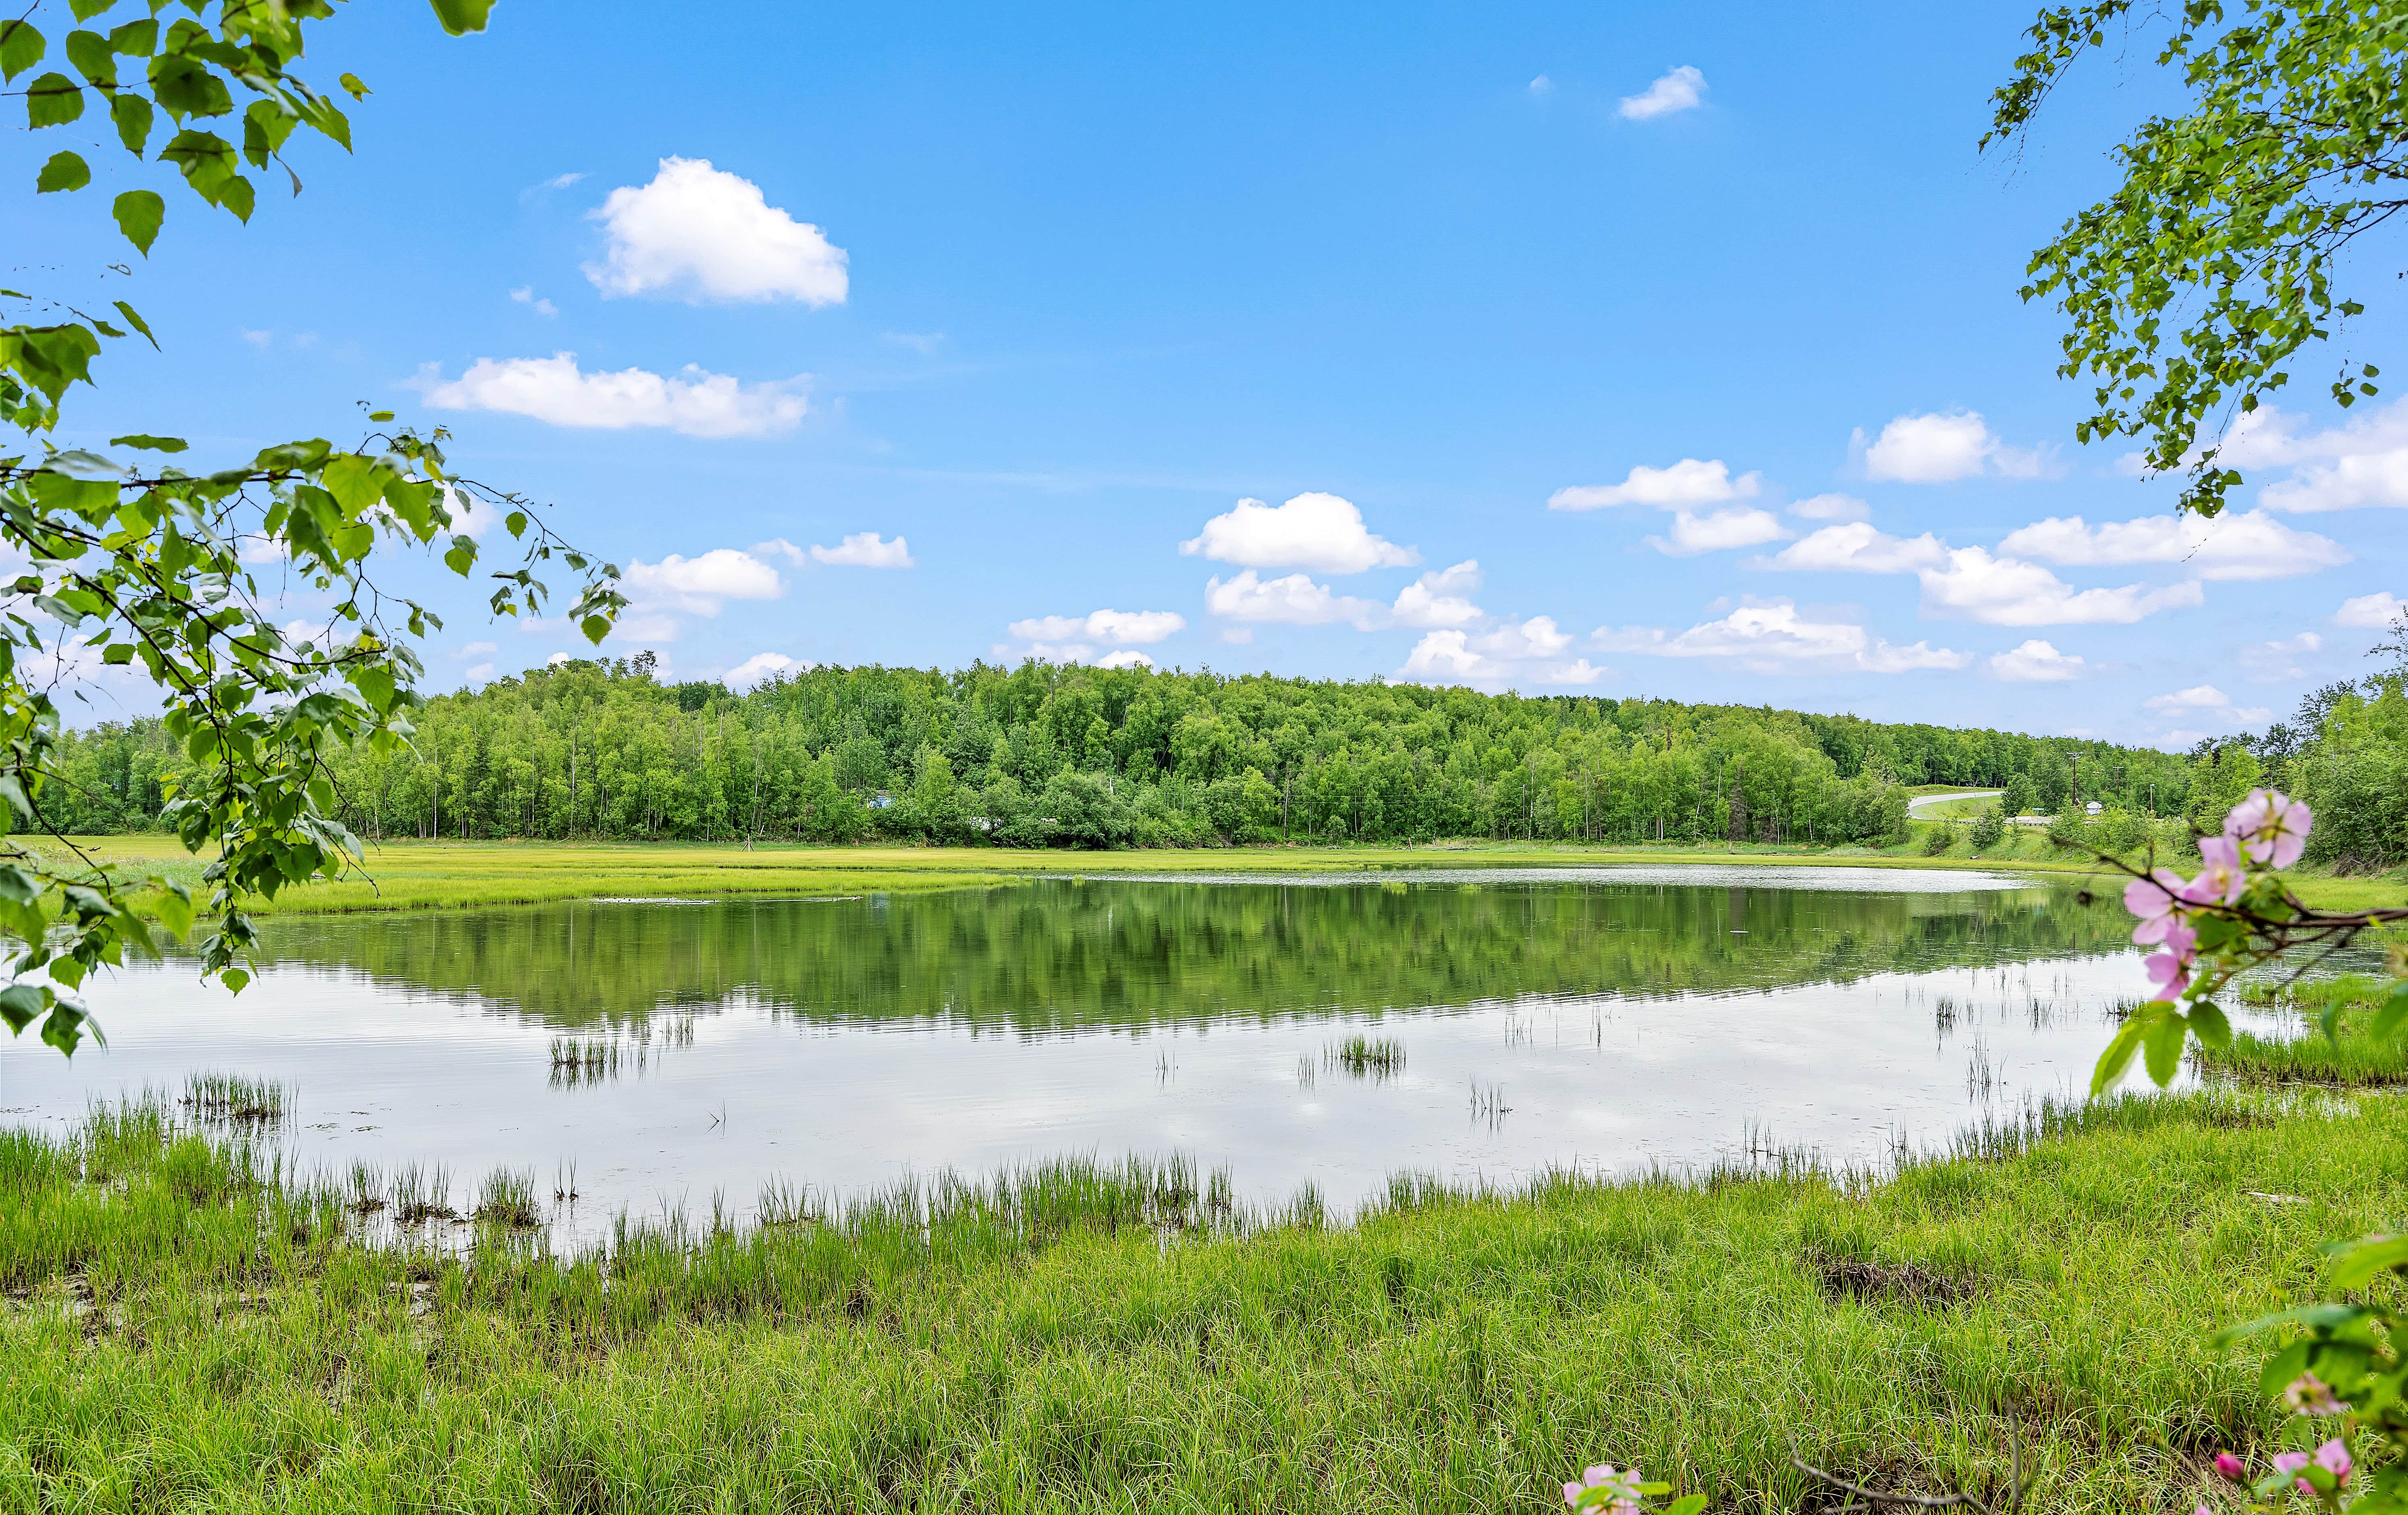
left=2124, top=867, right=2189, bottom=944
left=2315, top=1437, right=2352, bottom=1482
left=2273, top=1451, right=2310, bottom=1475
left=2284, top=1371, right=2350, bottom=1416
left=2145, top=950, right=2192, bottom=1001
left=2226, top=788, right=2313, bottom=870
left=2213, top=1452, right=2246, bottom=1481
left=1564, top=1464, right=1643, bottom=1514
left=2181, top=835, right=2249, bottom=908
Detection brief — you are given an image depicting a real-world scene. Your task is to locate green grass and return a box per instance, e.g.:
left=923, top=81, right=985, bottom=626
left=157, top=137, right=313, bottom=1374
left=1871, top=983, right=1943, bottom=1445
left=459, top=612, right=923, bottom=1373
left=2203, top=975, right=2408, bottom=1087
left=2, top=1089, right=2400, bottom=1511
left=43, top=831, right=2393, bottom=913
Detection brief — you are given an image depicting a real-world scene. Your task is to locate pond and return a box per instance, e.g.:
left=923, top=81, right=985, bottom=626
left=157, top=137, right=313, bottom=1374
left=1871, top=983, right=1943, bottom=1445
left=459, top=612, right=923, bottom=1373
left=0, top=865, right=2189, bottom=1237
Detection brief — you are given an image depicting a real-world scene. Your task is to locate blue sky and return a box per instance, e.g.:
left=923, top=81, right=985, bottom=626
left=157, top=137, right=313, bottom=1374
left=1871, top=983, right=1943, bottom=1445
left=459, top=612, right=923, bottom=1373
left=22, top=0, right=2406, bottom=746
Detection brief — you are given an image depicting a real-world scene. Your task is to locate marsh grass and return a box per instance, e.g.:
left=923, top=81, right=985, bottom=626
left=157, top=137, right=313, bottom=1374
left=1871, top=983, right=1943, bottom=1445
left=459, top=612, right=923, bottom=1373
left=2, top=1087, right=2398, bottom=1510
left=2204, top=975, right=2408, bottom=1086
left=176, top=1072, right=289, bottom=1129
left=1326, top=1033, right=1406, bottom=1080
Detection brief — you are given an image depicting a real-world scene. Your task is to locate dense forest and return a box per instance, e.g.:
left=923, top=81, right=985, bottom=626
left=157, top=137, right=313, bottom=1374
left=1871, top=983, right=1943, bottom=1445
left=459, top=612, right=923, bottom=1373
left=35, top=656, right=2234, bottom=853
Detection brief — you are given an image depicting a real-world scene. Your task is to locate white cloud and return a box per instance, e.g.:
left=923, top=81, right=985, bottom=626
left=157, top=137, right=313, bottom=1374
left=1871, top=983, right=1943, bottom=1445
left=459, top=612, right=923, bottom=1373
left=808, top=532, right=914, bottom=568
left=547, top=651, right=573, bottom=667
left=2145, top=684, right=2270, bottom=724
left=1548, top=457, right=1760, bottom=511
left=1397, top=618, right=1604, bottom=689
left=462, top=662, right=495, bottom=684
left=750, top=538, right=807, bottom=566
left=1594, top=598, right=1967, bottom=675
left=241, top=329, right=272, bottom=348
left=538, top=171, right=584, bottom=191
left=1007, top=608, right=1185, bottom=645
left=1618, top=65, right=1705, bottom=120
left=414, top=353, right=807, bottom=438
left=1988, top=639, right=2086, bottom=683
left=1790, top=493, right=1871, bottom=523
left=1855, top=410, right=2049, bottom=483
left=2336, top=590, right=2407, bottom=628
left=1648, top=506, right=1790, bottom=556
left=2206, top=399, right=2408, bottom=511
left=1180, top=493, right=1419, bottom=573
left=456, top=640, right=499, bottom=658
left=2240, top=631, right=2323, bottom=681
left=1996, top=509, right=2348, bottom=581
left=1528, top=74, right=1554, bottom=96
left=1759, top=522, right=1948, bottom=574
left=585, top=157, right=848, bottom=306
left=723, top=651, right=804, bottom=689
left=1390, top=559, right=1485, bottom=628
left=1204, top=570, right=1382, bottom=627
left=622, top=548, right=786, bottom=618
left=510, top=286, right=559, bottom=317
left=1095, top=650, right=1155, bottom=669
left=1220, top=627, right=1254, bottom=645
left=1917, top=546, right=2205, bottom=625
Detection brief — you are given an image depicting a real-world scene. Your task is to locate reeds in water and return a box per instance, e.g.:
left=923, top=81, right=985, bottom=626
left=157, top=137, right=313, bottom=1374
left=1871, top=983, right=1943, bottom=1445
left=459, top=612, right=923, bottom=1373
left=178, top=1072, right=290, bottom=1129
left=1326, top=1033, right=1405, bottom=1081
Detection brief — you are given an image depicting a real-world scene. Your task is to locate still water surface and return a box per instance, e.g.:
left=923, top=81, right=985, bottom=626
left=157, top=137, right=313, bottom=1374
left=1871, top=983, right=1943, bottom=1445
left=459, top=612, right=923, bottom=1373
left=0, top=866, right=2182, bottom=1235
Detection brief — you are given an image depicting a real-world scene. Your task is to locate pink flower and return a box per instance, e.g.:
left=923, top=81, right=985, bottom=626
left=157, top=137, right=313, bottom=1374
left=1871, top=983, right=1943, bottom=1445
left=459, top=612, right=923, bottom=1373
left=2315, top=1437, right=2352, bottom=1483
left=2273, top=1451, right=2310, bottom=1475
left=2125, top=867, right=2189, bottom=944
left=2213, top=1452, right=2246, bottom=1481
left=2284, top=1371, right=2350, bottom=1416
left=1564, top=1464, right=1643, bottom=1514
left=2226, top=788, right=2312, bottom=869
left=2181, top=835, right=2249, bottom=908
left=2145, top=950, right=2192, bottom=1001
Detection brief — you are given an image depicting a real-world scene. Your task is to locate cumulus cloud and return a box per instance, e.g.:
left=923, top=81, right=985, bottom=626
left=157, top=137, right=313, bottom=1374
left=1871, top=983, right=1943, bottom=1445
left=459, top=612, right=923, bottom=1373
left=585, top=157, right=848, bottom=306
left=2190, top=399, right=2408, bottom=511
left=1007, top=608, right=1185, bottom=645
left=2336, top=590, right=2407, bottom=628
left=1996, top=509, right=2349, bottom=581
left=414, top=353, right=807, bottom=438
left=1095, top=650, right=1155, bottom=669
left=1988, top=639, right=2086, bottom=683
left=2145, top=684, right=2271, bottom=725
left=1759, top=522, right=1948, bottom=574
left=1790, top=493, right=1871, bottom=523
left=1390, top=560, right=1485, bottom=628
left=1180, top=493, right=1419, bottom=573
left=722, top=652, right=806, bottom=689
left=1548, top=457, right=1760, bottom=511
left=1855, top=410, right=2049, bottom=483
left=808, top=532, right=914, bottom=568
left=1528, top=74, right=1554, bottom=96
left=1594, top=598, right=1967, bottom=675
left=622, top=548, right=787, bottom=621
left=1649, top=506, right=1790, bottom=556
left=1618, top=65, right=1705, bottom=120
left=456, top=640, right=499, bottom=658
left=1396, top=618, right=1604, bottom=689
left=1203, top=570, right=1383, bottom=627
left=509, top=286, right=558, bottom=317
left=1917, top=546, right=2204, bottom=625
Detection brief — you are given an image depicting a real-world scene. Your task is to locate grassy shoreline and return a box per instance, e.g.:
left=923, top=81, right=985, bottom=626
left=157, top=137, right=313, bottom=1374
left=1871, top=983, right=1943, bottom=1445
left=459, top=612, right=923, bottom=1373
left=29, top=833, right=2407, bottom=918
left=3, top=1087, right=2398, bottom=1511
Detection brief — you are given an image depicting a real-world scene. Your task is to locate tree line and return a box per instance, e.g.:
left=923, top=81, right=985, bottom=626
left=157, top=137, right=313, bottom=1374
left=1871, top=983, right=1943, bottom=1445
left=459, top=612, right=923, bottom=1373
left=35, top=656, right=2212, bottom=852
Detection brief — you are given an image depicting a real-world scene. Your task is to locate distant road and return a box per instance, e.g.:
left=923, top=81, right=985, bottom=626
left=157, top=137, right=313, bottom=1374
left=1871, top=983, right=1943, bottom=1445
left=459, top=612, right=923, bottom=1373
left=1907, top=789, right=2051, bottom=827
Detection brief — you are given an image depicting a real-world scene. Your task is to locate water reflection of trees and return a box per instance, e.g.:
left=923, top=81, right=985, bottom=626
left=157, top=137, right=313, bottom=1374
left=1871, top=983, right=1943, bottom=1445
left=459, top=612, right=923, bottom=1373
left=246, top=880, right=2126, bottom=1031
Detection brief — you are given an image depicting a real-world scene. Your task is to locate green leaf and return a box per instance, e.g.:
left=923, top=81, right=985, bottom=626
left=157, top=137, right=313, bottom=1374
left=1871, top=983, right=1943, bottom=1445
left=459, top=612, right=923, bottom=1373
left=2142, top=1011, right=2187, bottom=1087
left=2332, top=1234, right=2408, bottom=1290
left=63, top=29, right=113, bottom=87
left=2374, top=985, right=2408, bottom=1044
left=35, top=150, right=90, bottom=194
left=25, top=70, right=84, bottom=127
left=338, top=71, right=370, bottom=99
left=580, top=614, right=611, bottom=645
left=505, top=510, right=528, bottom=538
left=110, top=90, right=152, bottom=154
left=443, top=536, right=477, bottom=576
left=152, top=886, right=192, bottom=939
left=427, top=0, right=497, bottom=36
left=148, top=54, right=231, bottom=120
left=67, top=0, right=110, bottom=21
left=108, top=19, right=159, bottom=57
left=0, top=19, right=44, bottom=83
left=0, top=983, right=45, bottom=1035
left=109, top=433, right=185, bottom=452
left=112, top=189, right=164, bottom=255
left=2187, top=1000, right=2231, bottom=1051
left=2091, top=1017, right=2147, bottom=1095
left=41, top=1003, right=98, bottom=1056
left=220, top=966, right=250, bottom=994
left=110, top=300, right=157, bottom=352
left=1666, top=1498, right=1707, bottom=1515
